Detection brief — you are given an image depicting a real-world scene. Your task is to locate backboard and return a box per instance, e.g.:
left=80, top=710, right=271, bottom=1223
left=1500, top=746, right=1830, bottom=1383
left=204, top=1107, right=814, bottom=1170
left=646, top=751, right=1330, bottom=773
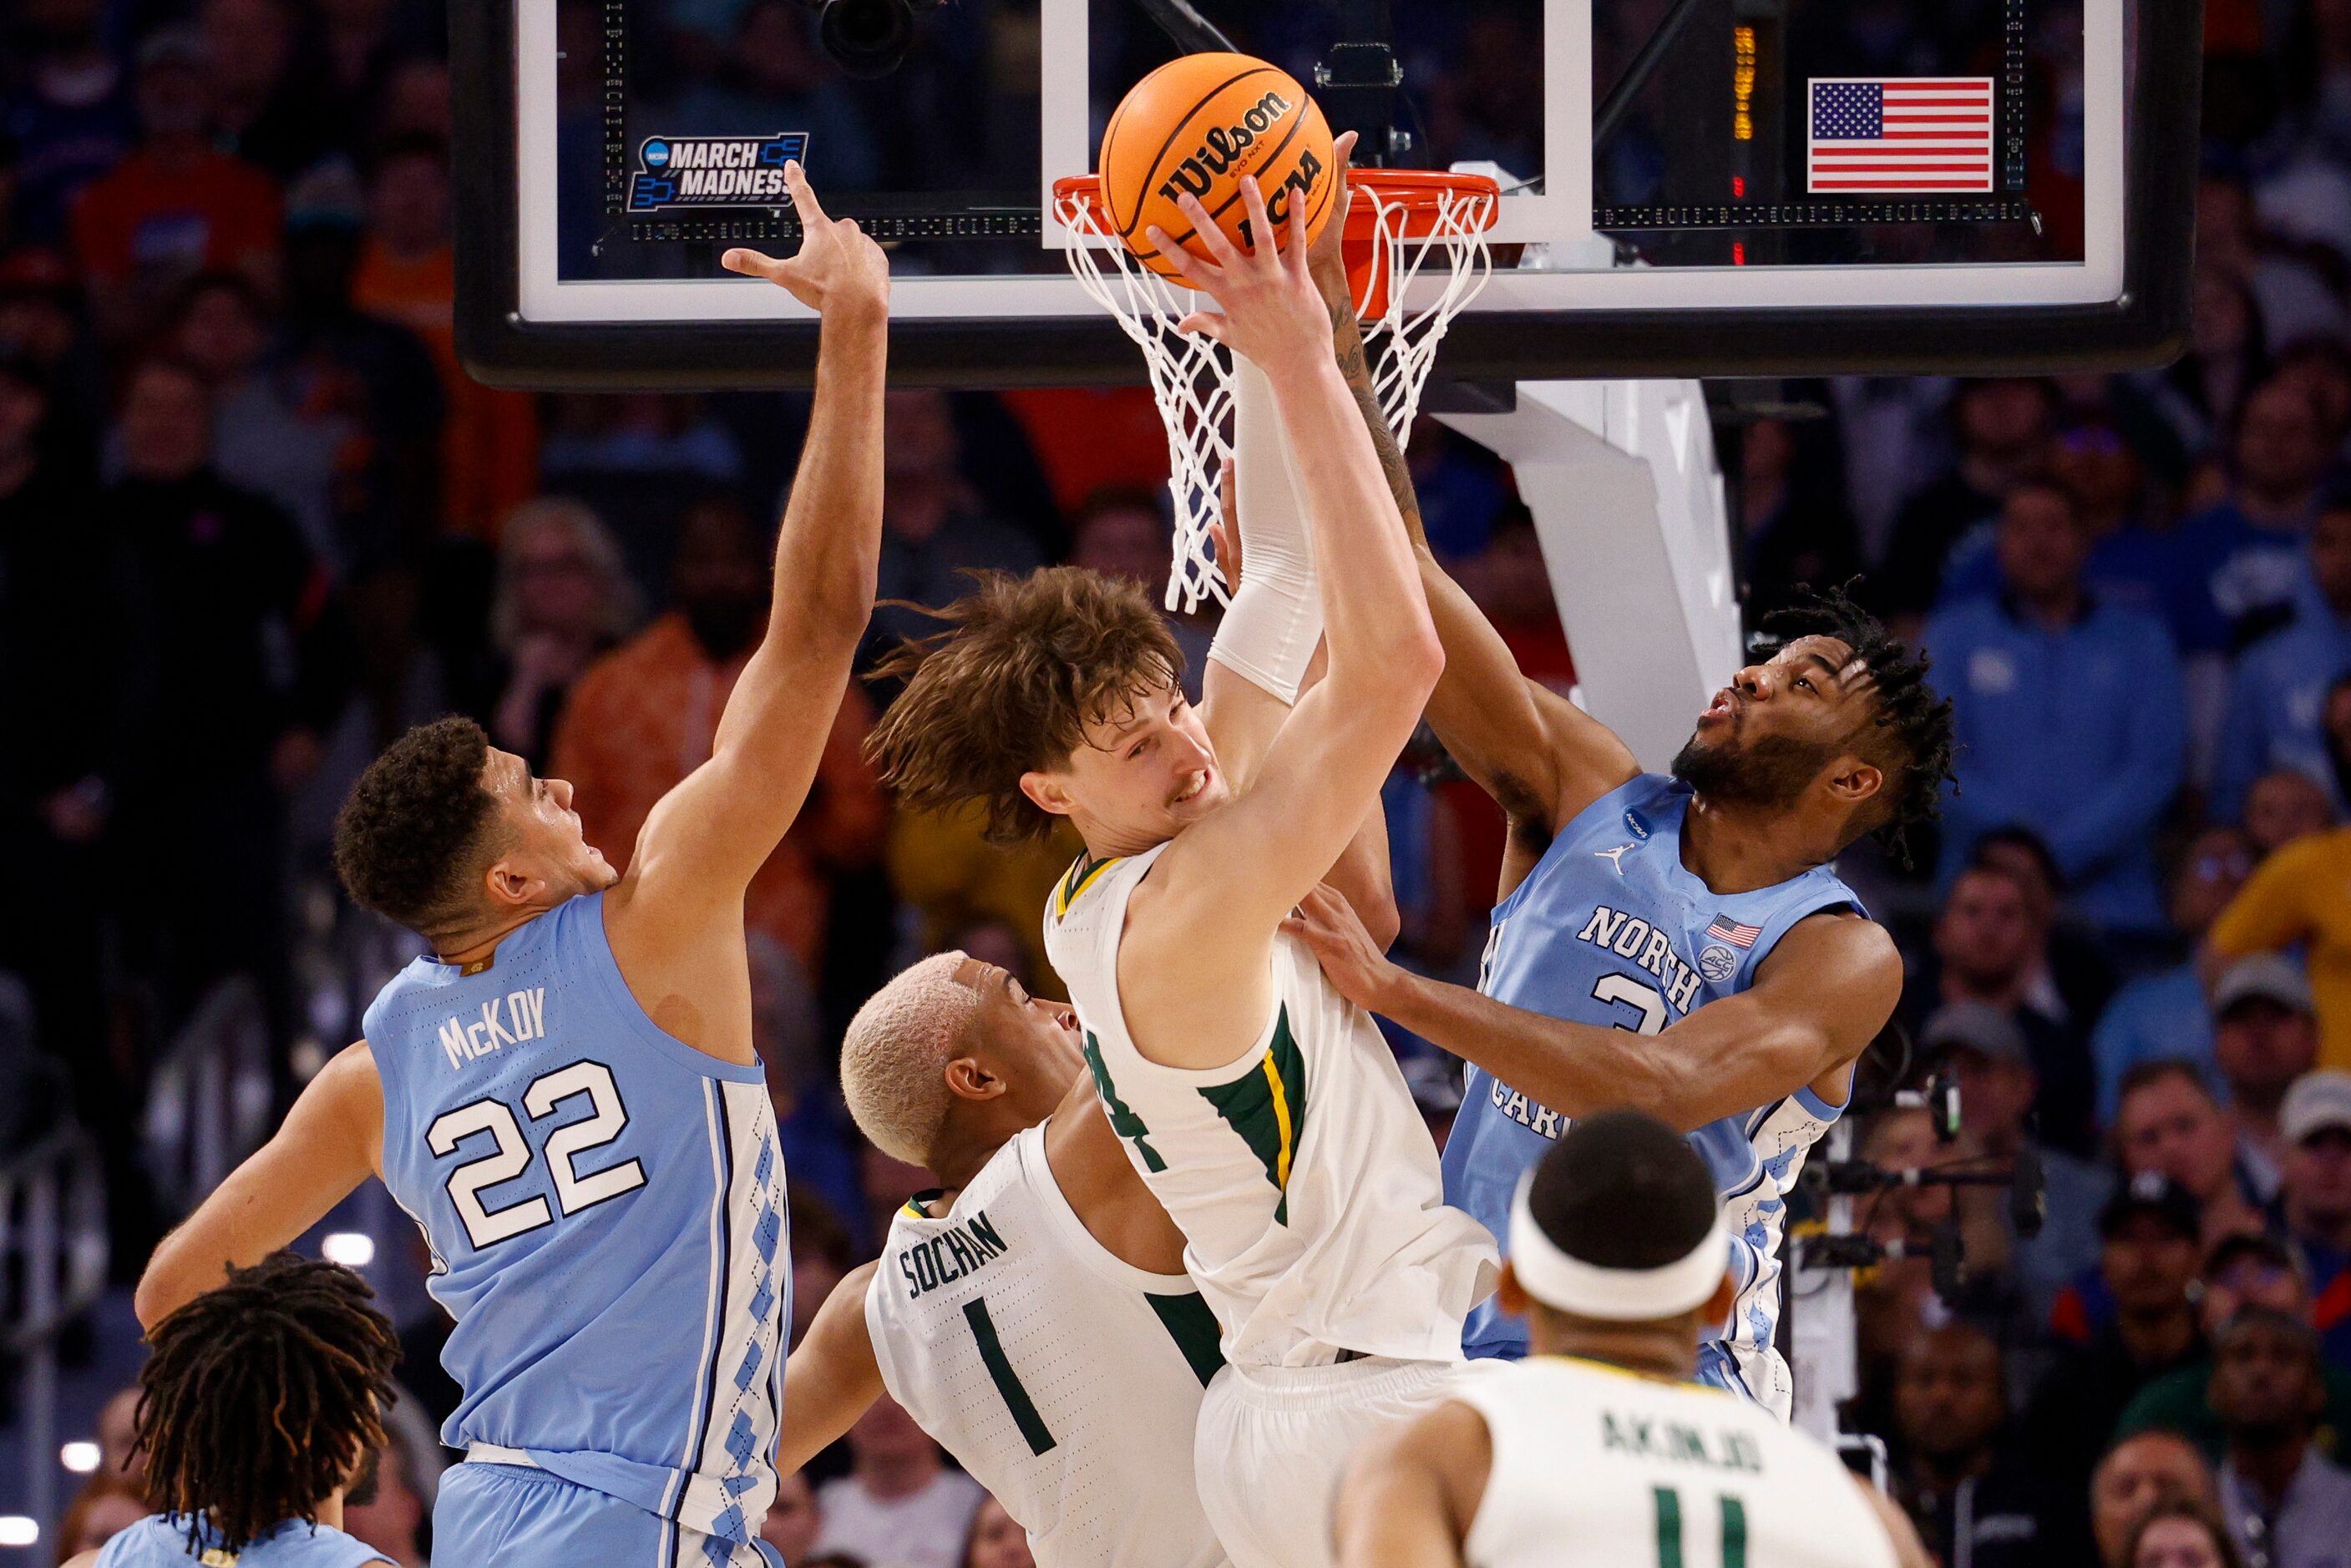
left=451, top=0, right=2198, bottom=388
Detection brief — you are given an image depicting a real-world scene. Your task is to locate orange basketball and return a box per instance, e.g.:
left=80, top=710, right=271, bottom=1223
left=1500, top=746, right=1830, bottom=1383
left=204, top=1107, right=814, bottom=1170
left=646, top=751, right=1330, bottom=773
left=1098, top=53, right=1338, bottom=286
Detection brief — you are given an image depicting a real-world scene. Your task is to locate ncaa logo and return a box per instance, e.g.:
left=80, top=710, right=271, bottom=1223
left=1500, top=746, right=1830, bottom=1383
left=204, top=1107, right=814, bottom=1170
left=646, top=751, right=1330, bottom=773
left=1624, top=809, right=1651, bottom=841
left=1700, top=945, right=1738, bottom=982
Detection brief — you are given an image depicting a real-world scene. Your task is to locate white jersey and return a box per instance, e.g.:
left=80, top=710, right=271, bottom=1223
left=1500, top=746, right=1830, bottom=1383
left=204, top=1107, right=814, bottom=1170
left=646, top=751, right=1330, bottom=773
left=1453, top=1357, right=1899, bottom=1568
left=864, top=1124, right=1229, bottom=1568
left=1042, top=846, right=1496, bottom=1368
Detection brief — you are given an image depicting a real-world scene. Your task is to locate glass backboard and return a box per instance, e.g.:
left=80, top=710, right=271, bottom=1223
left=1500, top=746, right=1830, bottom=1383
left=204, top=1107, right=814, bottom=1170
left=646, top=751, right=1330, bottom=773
left=452, top=0, right=2196, bottom=387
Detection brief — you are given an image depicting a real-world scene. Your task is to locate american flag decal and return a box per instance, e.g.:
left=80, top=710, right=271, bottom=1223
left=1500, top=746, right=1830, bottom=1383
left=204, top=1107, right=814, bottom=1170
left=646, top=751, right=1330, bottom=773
left=1706, top=916, right=1762, bottom=949
left=1807, top=78, right=1994, bottom=193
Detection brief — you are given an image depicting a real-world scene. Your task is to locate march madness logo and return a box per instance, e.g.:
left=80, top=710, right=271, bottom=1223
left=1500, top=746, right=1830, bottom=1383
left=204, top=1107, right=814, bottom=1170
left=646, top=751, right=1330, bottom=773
left=628, top=134, right=810, bottom=212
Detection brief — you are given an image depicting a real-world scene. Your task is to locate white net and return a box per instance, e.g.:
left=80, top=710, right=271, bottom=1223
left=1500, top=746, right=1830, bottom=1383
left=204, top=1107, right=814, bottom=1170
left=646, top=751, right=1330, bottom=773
left=1054, top=174, right=1500, bottom=613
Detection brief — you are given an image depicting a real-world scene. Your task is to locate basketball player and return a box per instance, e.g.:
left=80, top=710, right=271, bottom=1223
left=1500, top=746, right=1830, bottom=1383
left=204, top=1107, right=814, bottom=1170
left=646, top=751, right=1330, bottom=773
left=129, top=164, right=887, bottom=1566
left=66, top=1252, right=399, bottom=1568
left=1283, top=242, right=1957, bottom=1409
left=865, top=171, right=1494, bottom=1568
left=1332, top=1112, right=1932, bottom=1568
left=778, top=950, right=1227, bottom=1568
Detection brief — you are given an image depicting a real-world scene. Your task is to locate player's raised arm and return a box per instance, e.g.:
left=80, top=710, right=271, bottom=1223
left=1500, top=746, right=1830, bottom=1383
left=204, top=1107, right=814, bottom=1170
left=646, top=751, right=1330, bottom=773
left=616, top=162, right=889, bottom=921
left=1133, top=180, right=1440, bottom=965
left=134, top=1043, right=384, bottom=1328
left=1289, top=888, right=1900, bottom=1133
left=777, top=1260, right=885, bottom=1474
left=1310, top=239, right=1636, bottom=838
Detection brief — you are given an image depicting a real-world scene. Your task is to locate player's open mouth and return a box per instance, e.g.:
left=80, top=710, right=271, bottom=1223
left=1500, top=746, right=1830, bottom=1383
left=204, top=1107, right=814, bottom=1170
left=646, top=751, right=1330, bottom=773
left=1702, top=690, right=1737, bottom=721
left=1172, top=770, right=1210, bottom=806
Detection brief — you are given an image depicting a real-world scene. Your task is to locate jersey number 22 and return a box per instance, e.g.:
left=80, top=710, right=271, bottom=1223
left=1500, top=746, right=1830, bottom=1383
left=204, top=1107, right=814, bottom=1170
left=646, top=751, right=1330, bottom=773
left=426, top=1061, right=646, bottom=1250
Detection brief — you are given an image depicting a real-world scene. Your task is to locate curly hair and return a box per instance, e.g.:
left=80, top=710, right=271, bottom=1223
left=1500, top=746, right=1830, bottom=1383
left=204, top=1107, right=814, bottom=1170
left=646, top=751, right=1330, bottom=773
left=138, top=1252, right=400, bottom=1555
left=866, top=567, right=1183, bottom=844
left=332, top=716, right=504, bottom=934
left=1756, top=583, right=1958, bottom=866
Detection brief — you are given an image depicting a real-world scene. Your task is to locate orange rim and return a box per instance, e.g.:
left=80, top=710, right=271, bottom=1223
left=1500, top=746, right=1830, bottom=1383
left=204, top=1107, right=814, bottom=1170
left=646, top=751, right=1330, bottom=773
left=1052, top=169, right=1501, bottom=235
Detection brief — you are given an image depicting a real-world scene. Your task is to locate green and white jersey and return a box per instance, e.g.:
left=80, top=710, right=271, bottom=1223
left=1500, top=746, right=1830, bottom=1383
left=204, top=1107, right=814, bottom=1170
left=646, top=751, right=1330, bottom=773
left=1452, top=1358, right=1898, bottom=1568
left=864, top=1125, right=1229, bottom=1568
left=1043, top=844, right=1497, bottom=1369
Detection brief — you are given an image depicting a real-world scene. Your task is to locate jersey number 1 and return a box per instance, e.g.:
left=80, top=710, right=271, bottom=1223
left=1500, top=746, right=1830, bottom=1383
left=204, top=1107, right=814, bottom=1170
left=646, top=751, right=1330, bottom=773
left=427, top=1061, right=646, bottom=1250
left=1654, top=1486, right=1746, bottom=1568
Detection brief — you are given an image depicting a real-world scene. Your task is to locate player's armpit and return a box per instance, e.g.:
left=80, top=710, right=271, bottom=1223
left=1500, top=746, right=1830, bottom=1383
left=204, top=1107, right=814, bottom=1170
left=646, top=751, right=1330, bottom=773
left=134, top=1042, right=384, bottom=1330
left=775, top=1261, right=884, bottom=1475
left=1331, top=1399, right=1490, bottom=1568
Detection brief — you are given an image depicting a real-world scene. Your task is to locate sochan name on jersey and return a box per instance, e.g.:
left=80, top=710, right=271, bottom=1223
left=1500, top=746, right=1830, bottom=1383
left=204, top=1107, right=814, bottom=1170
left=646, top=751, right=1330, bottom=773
left=629, top=133, right=810, bottom=211
left=437, top=988, right=547, bottom=1070
left=898, top=1209, right=1009, bottom=1297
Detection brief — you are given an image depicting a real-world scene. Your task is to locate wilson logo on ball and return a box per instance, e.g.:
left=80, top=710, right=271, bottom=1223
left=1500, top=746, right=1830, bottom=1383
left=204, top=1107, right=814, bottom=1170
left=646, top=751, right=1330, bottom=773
left=1155, top=90, right=1295, bottom=204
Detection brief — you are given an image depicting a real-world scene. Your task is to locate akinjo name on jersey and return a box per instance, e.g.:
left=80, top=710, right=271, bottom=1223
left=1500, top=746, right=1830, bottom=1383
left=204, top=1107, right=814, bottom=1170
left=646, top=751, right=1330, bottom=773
left=628, top=133, right=810, bottom=211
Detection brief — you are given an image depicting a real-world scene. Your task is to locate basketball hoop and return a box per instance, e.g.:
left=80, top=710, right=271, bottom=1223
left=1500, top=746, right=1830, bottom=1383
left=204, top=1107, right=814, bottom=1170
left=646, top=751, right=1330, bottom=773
left=1053, top=168, right=1501, bottom=613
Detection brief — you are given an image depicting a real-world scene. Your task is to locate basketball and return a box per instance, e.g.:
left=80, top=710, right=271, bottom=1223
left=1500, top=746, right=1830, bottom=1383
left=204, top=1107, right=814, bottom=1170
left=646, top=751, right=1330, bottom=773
left=1098, top=52, right=1338, bottom=286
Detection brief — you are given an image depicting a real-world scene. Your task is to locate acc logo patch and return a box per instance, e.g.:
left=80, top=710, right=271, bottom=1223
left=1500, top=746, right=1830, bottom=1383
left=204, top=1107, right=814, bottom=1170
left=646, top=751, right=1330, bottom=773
left=628, top=134, right=811, bottom=212
left=1699, top=945, right=1739, bottom=982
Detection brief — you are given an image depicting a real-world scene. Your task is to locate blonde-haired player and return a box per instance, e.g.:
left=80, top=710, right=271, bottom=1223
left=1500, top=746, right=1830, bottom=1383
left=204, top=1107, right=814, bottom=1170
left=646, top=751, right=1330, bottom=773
left=780, top=950, right=1229, bottom=1568
left=1334, top=1110, right=1932, bottom=1568
left=864, top=154, right=1495, bottom=1568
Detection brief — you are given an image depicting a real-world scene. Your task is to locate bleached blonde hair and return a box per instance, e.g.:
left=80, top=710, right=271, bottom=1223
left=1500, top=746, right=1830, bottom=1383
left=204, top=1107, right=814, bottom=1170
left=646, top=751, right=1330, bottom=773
left=839, top=951, right=983, bottom=1166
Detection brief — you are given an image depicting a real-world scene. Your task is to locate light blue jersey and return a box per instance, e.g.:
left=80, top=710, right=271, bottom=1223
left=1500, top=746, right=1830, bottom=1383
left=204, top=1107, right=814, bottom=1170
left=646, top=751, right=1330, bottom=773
left=95, top=1515, right=385, bottom=1567
left=1442, top=776, right=1862, bottom=1415
left=367, top=892, right=788, bottom=1555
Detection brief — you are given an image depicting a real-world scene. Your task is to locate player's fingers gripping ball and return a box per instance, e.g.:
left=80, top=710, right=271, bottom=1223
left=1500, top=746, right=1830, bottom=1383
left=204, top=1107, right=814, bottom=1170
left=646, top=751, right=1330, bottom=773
left=1099, top=52, right=1338, bottom=286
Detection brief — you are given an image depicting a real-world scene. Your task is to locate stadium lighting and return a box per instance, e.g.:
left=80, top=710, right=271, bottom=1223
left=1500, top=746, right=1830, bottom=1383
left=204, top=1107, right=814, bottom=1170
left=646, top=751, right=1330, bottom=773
left=0, top=1517, right=38, bottom=1546
left=60, top=1441, right=100, bottom=1474
left=322, top=1232, right=377, bottom=1267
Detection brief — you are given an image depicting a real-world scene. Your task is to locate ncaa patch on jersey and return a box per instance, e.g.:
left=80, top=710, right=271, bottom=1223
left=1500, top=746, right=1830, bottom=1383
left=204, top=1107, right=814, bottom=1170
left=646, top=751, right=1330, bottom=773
left=629, top=133, right=811, bottom=211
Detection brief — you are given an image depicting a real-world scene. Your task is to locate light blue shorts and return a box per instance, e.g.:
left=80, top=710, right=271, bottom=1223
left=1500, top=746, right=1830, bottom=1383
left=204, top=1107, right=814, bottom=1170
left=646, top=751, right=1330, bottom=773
left=433, top=1460, right=783, bottom=1568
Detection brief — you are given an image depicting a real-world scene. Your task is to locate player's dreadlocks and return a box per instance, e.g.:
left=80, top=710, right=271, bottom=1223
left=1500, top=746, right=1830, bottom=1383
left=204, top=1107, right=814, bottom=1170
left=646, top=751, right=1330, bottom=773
left=137, top=1251, right=400, bottom=1555
left=1757, top=582, right=1957, bottom=867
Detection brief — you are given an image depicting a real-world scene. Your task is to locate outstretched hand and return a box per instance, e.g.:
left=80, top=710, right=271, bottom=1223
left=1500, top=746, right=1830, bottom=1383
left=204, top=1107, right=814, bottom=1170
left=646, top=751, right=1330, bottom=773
left=1281, top=883, right=1406, bottom=1014
left=1145, top=172, right=1335, bottom=377
left=721, top=162, right=889, bottom=316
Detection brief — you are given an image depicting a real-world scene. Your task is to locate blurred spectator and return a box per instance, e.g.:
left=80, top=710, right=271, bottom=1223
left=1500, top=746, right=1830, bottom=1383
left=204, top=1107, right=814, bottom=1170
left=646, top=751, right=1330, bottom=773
left=2029, top=1174, right=2211, bottom=1560
left=166, top=269, right=346, bottom=565
left=1940, top=415, right=2176, bottom=625
left=1829, top=375, right=1957, bottom=560
left=342, top=1438, right=428, bottom=1568
left=1924, top=476, right=2187, bottom=932
left=2215, top=958, right=2324, bottom=1196
left=2214, top=503, right=2351, bottom=822
left=2094, top=827, right=2257, bottom=1123
left=865, top=388, right=1044, bottom=665
left=350, top=134, right=538, bottom=538
left=2173, top=380, right=2336, bottom=660
left=539, top=392, right=747, bottom=491
left=483, top=497, right=641, bottom=769
left=1736, top=414, right=1862, bottom=620
left=2246, top=769, right=2340, bottom=857
left=962, top=1496, right=1035, bottom=1568
left=1, top=0, right=135, bottom=240
left=1462, top=506, right=1576, bottom=697
left=2197, top=179, right=2347, bottom=363
left=95, top=1384, right=140, bottom=1482
left=2127, top=1500, right=2248, bottom=1568
left=2208, top=694, right=2351, bottom=1067
left=752, top=929, right=860, bottom=1227
left=1879, top=378, right=2055, bottom=623
left=1923, top=863, right=2099, bottom=1156
left=1067, top=486, right=1211, bottom=696
left=764, top=1469, right=825, bottom=1560
left=812, top=1396, right=986, bottom=1568
left=68, top=27, right=281, bottom=346
left=1968, top=827, right=2120, bottom=1039
left=788, top=1183, right=861, bottom=1344
left=885, top=802, right=1079, bottom=995
left=200, top=0, right=342, bottom=180
left=1928, top=1001, right=2111, bottom=1324
left=550, top=495, right=886, bottom=971
left=52, top=1471, right=144, bottom=1562
left=1851, top=1107, right=2009, bottom=1404
left=2277, top=1072, right=2351, bottom=1367
left=2120, top=1233, right=2351, bottom=1463
left=1890, top=1321, right=2048, bottom=1567
left=0, top=245, right=107, bottom=434
left=2096, top=1434, right=2226, bottom=1568
left=2212, top=1309, right=2351, bottom=1568
left=105, top=354, right=349, bottom=1039
left=2114, top=1062, right=2272, bottom=1246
